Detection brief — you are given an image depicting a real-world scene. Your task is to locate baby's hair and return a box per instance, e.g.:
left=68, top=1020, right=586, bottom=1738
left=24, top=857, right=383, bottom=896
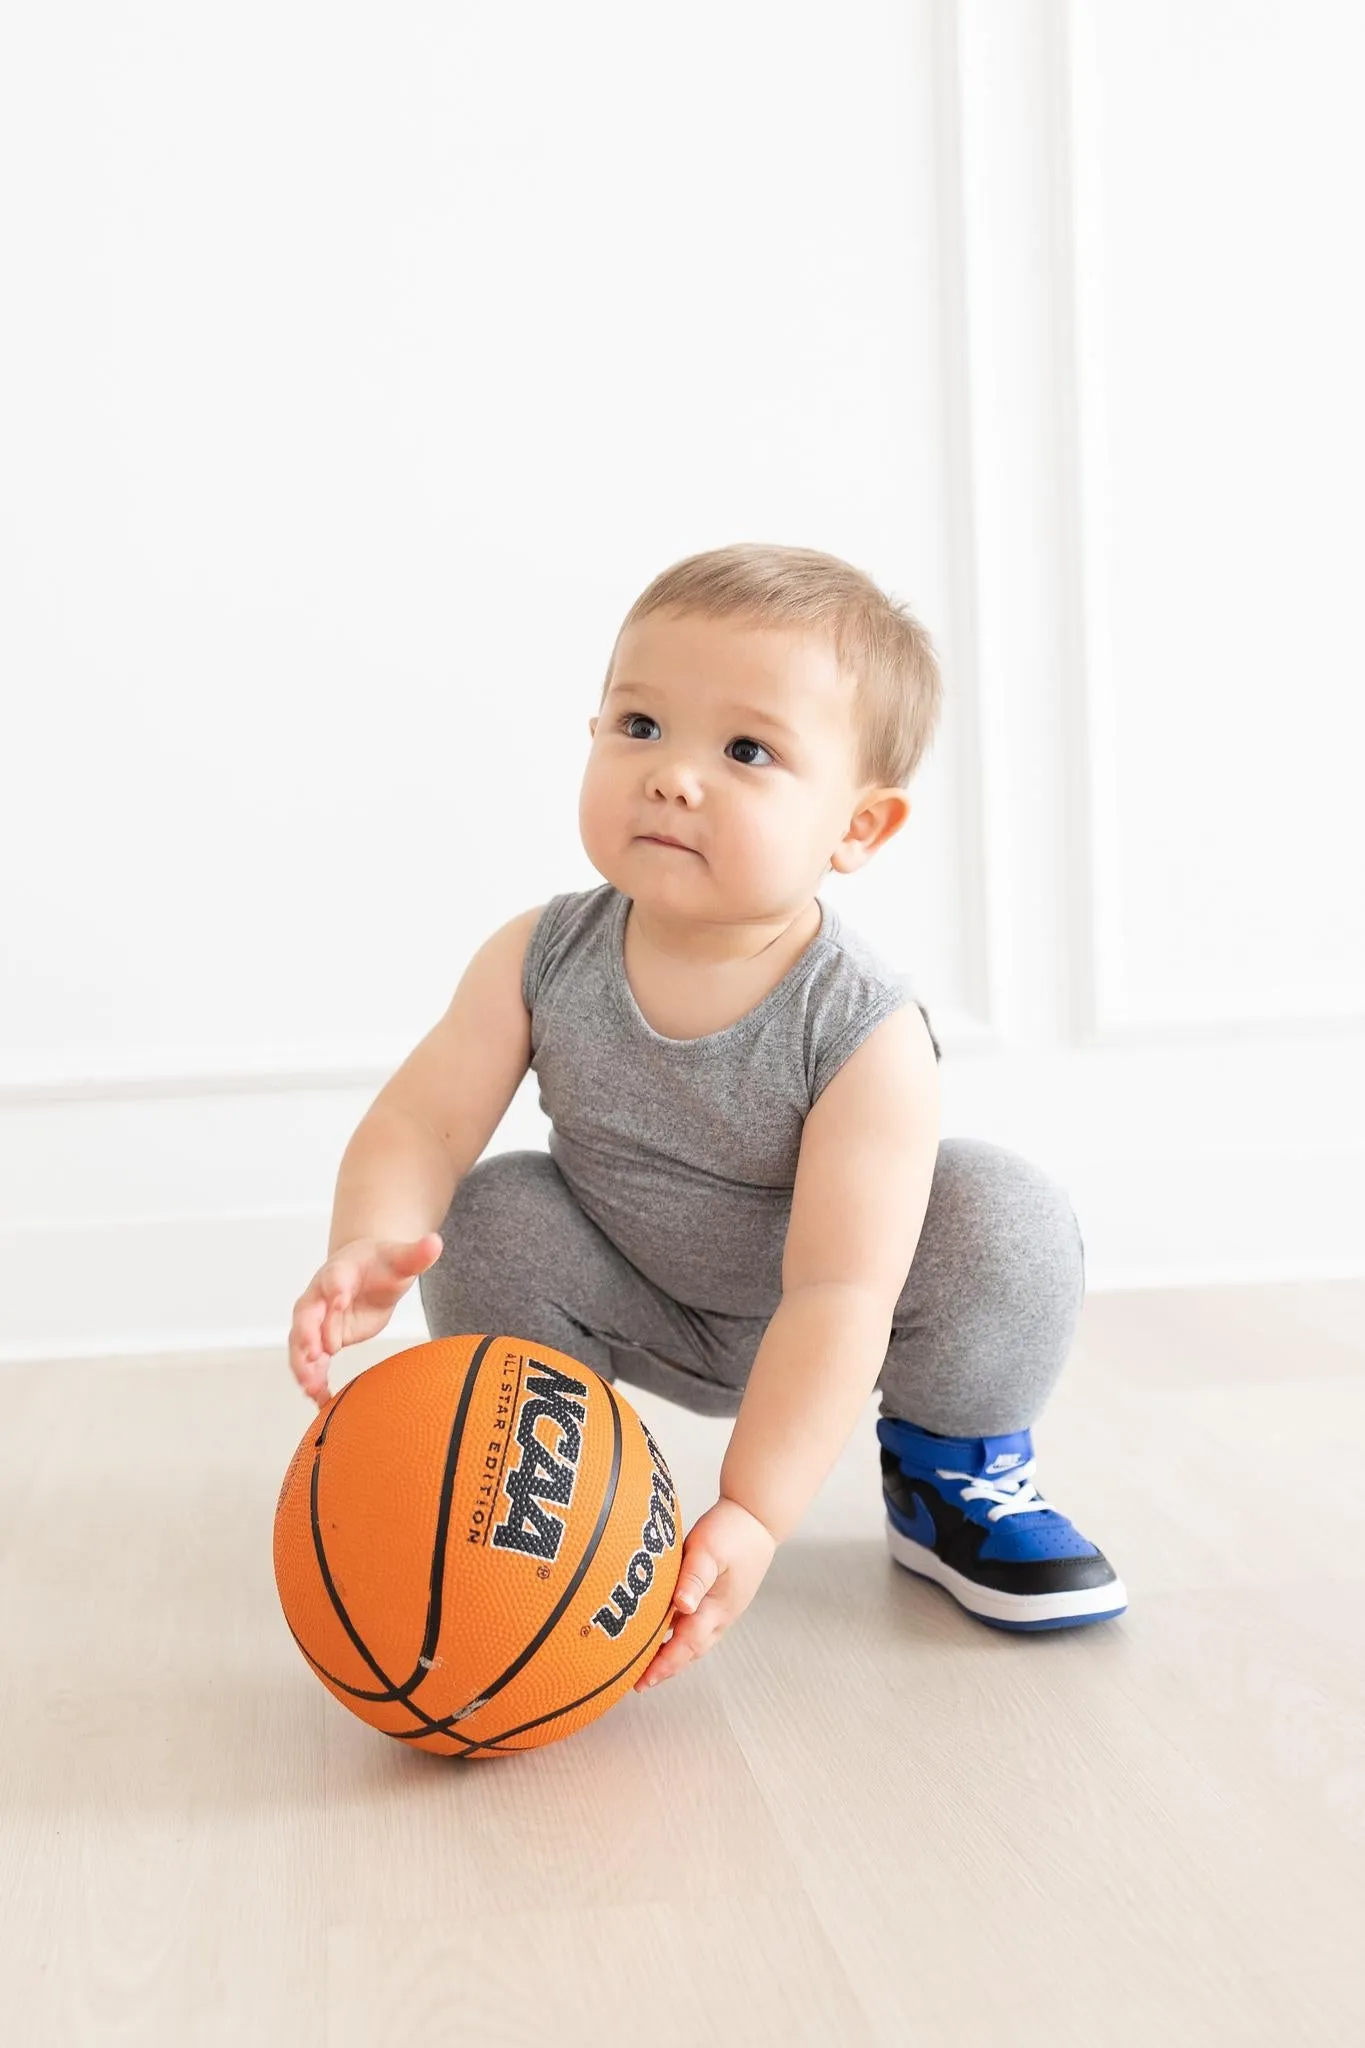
left=600, top=542, right=942, bottom=790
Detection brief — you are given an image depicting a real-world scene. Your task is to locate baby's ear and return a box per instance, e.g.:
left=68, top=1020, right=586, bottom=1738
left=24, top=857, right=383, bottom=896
left=588, top=716, right=598, bottom=737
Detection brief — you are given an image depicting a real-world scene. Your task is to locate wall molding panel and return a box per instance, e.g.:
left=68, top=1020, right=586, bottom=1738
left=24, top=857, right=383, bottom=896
left=5, top=0, right=1362, bottom=1369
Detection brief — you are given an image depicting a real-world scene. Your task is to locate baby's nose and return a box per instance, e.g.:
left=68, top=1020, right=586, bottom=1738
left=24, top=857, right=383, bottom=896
left=649, top=758, right=704, bottom=802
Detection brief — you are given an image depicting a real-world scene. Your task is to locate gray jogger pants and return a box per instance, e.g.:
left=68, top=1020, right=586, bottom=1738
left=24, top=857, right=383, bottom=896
left=417, top=1146, right=1088, bottom=1433
left=417, top=1139, right=1087, bottom=1438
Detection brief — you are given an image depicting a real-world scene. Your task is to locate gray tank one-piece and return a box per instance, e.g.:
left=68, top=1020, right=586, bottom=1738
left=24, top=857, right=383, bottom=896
left=520, top=883, right=940, bottom=1322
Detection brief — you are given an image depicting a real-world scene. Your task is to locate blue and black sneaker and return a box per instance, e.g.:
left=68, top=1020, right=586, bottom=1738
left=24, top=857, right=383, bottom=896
left=877, top=1416, right=1127, bottom=1631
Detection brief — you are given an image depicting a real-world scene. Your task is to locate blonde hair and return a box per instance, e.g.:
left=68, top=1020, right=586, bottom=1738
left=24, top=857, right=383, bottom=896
left=600, top=542, right=942, bottom=789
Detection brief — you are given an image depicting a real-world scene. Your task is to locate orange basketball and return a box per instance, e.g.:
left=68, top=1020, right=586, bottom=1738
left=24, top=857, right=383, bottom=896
left=273, top=1334, right=684, bottom=1758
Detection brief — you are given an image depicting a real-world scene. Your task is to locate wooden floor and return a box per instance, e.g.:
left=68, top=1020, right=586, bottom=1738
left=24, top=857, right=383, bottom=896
left=3, top=1280, right=1363, bottom=2047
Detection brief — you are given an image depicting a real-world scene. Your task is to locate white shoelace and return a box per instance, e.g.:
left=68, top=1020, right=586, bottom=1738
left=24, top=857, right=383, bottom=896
left=934, top=1457, right=1057, bottom=1521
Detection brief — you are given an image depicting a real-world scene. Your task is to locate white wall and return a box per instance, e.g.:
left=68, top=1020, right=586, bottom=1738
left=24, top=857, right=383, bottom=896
left=2, top=0, right=1362, bottom=1366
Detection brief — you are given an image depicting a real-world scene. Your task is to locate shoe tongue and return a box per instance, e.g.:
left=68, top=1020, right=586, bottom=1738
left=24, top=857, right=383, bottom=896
left=973, top=1430, right=1034, bottom=1479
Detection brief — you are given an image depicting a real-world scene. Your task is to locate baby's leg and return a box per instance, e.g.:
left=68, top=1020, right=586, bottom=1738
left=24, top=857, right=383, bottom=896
left=874, top=1138, right=1125, bottom=1628
left=419, top=1149, right=746, bottom=1418
left=876, top=1136, right=1086, bottom=1436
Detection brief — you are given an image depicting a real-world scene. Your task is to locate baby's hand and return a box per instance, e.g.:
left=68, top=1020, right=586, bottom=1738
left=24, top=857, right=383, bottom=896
left=288, top=1234, right=444, bottom=1406
left=634, top=1495, right=778, bottom=1691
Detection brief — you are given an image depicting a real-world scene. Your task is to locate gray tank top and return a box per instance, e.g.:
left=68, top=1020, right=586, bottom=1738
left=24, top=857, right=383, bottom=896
left=521, top=883, right=940, bottom=1318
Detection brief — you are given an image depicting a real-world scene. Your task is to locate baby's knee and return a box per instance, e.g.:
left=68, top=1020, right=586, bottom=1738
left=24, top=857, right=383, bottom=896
left=422, top=1151, right=559, bottom=1337
left=424, top=1149, right=561, bottom=1305
left=931, top=1137, right=1084, bottom=1315
left=439, top=1148, right=556, bottom=1241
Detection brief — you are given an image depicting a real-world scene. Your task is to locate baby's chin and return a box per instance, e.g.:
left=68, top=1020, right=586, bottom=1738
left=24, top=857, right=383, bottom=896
left=581, top=839, right=709, bottom=901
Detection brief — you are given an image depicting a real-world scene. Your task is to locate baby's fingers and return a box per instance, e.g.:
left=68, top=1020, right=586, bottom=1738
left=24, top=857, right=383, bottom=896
left=634, top=1607, right=720, bottom=1690
left=321, top=1279, right=353, bottom=1354
left=634, top=1634, right=684, bottom=1691
left=290, top=1296, right=325, bottom=1374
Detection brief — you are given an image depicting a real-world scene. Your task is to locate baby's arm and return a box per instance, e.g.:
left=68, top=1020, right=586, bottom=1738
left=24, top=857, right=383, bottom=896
left=328, top=904, right=545, bottom=1245
left=288, top=905, right=544, bottom=1397
left=720, top=1003, right=941, bottom=1543
left=633, top=1002, right=941, bottom=1690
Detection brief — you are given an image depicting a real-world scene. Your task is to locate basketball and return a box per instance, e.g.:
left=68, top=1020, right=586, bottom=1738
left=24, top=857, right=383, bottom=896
left=273, top=1333, right=684, bottom=1758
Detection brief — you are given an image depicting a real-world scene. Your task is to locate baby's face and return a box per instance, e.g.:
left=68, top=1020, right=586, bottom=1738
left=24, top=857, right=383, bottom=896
left=579, top=610, right=875, bottom=920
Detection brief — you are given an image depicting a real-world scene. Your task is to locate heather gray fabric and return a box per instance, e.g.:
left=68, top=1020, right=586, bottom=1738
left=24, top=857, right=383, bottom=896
left=420, top=885, right=1087, bottom=1436
left=517, top=883, right=940, bottom=1321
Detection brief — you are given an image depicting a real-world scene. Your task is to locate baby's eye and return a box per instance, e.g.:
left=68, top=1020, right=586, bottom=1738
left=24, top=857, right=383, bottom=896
left=727, top=736, right=773, bottom=768
left=618, top=714, right=660, bottom=741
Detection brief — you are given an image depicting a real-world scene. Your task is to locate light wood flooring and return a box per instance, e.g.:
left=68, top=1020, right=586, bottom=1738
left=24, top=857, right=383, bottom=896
left=2, top=1280, right=1363, bottom=2047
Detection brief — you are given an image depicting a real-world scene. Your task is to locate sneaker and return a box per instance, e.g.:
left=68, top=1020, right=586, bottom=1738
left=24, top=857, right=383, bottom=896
left=877, top=1417, right=1127, bottom=1631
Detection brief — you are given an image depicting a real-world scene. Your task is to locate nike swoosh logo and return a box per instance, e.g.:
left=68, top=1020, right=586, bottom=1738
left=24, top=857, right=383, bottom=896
left=889, top=1490, right=937, bottom=1549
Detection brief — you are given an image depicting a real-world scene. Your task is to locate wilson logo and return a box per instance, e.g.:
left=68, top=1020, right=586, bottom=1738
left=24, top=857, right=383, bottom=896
left=489, top=1358, right=588, bottom=1563
left=590, top=1423, right=679, bottom=1639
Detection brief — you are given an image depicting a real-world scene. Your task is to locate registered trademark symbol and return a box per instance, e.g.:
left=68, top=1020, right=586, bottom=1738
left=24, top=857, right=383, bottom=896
left=537, top=1565, right=551, bottom=1580
left=580, top=1624, right=591, bottom=1636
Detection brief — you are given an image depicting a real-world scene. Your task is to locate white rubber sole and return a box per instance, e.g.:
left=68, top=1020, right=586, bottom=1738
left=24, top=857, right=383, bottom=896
left=886, top=1519, right=1128, bottom=1627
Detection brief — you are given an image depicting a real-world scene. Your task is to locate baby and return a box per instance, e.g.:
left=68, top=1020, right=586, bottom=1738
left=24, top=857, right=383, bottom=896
left=287, top=542, right=1126, bottom=1691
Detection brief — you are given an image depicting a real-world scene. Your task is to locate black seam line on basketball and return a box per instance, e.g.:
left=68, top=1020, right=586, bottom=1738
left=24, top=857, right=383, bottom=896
left=306, top=1334, right=491, bottom=1711
left=282, top=1607, right=477, bottom=1757
left=302, top=1335, right=494, bottom=1725
left=483, top=1350, right=525, bottom=1547
left=457, top=1597, right=674, bottom=1756
left=408, top=1598, right=677, bottom=1759
left=281, top=1608, right=473, bottom=1754
left=438, top=1368, right=627, bottom=1726
left=302, top=1463, right=446, bottom=1728
left=410, top=1418, right=674, bottom=1757
left=415, top=1333, right=494, bottom=1673
left=384, top=1376, right=638, bottom=1756
left=313, top=1370, right=362, bottom=1444
left=393, top=1535, right=675, bottom=1761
